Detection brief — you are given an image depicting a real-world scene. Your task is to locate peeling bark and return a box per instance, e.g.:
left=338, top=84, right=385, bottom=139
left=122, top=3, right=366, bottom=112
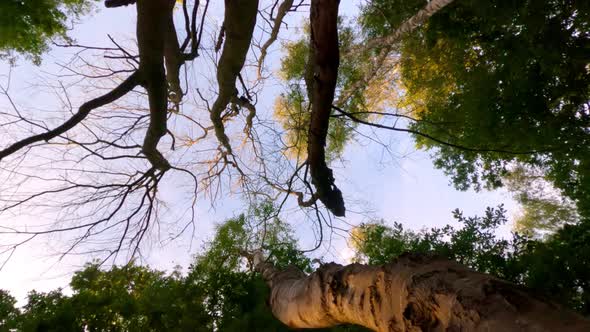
left=255, top=252, right=590, bottom=332
left=364, top=0, right=455, bottom=51
left=209, top=0, right=259, bottom=154
left=307, top=0, right=345, bottom=216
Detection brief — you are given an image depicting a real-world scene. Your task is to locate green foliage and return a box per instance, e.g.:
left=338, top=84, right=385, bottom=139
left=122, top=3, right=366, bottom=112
left=68, top=263, right=210, bottom=331
left=359, top=0, right=590, bottom=219
left=184, top=201, right=368, bottom=331
left=20, top=290, right=81, bottom=332
left=279, top=39, right=308, bottom=81
left=4, top=202, right=590, bottom=328
left=0, top=290, right=20, bottom=332
left=9, top=264, right=209, bottom=331
left=276, top=19, right=385, bottom=161
left=504, top=165, right=580, bottom=236
left=1, top=201, right=368, bottom=331
left=186, top=201, right=313, bottom=331
left=360, top=0, right=425, bottom=38
left=0, top=0, right=96, bottom=64
left=352, top=206, right=590, bottom=315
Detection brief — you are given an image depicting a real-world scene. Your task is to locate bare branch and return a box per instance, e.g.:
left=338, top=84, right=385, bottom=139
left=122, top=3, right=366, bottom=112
left=0, top=72, right=140, bottom=161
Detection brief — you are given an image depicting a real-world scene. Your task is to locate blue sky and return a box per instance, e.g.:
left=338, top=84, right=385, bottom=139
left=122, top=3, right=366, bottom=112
left=0, top=1, right=517, bottom=304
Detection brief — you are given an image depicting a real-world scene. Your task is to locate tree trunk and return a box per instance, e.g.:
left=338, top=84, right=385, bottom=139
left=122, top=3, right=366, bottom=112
left=209, top=0, right=259, bottom=154
left=337, top=0, right=454, bottom=108
left=307, top=0, right=345, bottom=217
left=254, top=252, right=590, bottom=331
left=365, top=0, right=455, bottom=50
left=137, top=0, right=175, bottom=171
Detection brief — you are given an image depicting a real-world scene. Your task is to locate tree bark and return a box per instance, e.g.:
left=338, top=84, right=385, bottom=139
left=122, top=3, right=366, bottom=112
left=255, top=252, right=590, bottom=331
left=163, top=4, right=183, bottom=106
left=209, top=0, right=259, bottom=154
left=307, top=0, right=345, bottom=217
left=364, top=0, right=455, bottom=51
left=136, top=0, right=175, bottom=171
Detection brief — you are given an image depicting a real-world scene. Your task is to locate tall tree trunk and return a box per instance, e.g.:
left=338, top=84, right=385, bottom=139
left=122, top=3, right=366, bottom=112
left=137, top=0, right=175, bottom=171
left=254, top=252, right=590, bottom=331
left=307, top=0, right=345, bottom=217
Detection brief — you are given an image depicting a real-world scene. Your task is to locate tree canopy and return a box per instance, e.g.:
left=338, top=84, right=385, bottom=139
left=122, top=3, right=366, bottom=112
left=0, top=0, right=586, bottom=254
left=360, top=0, right=590, bottom=220
left=2, top=205, right=589, bottom=330
left=0, top=0, right=97, bottom=64
left=1, top=0, right=589, bottom=330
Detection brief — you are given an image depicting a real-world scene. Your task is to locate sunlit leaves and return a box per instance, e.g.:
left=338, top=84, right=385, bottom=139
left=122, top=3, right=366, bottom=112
left=0, top=0, right=97, bottom=64
left=279, top=39, right=308, bottom=81
left=273, top=85, right=310, bottom=160
left=504, top=165, right=580, bottom=237
left=360, top=0, right=590, bottom=222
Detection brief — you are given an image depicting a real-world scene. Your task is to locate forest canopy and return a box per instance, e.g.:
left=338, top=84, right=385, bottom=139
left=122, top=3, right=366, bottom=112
left=0, top=0, right=589, bottom=330
left=2, top=204, right=589, bottom=330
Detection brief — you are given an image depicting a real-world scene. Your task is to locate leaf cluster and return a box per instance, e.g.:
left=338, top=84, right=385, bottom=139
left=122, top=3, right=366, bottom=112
left=0, top=0, right=97, bottom=64
left=359, top=0, right=590, bottom=218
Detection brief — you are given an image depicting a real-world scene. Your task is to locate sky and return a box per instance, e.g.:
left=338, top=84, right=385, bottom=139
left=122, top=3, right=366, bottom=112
left=0, top=1, right=518, bottom=305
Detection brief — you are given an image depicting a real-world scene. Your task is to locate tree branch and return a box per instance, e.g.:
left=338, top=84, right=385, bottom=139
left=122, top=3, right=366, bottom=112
left=105, top=0, right=137, bottom=8
left=257, top=0, right=294, bottom=78
left=307, top=0, right=345, bottom=217
left=0, top=71, right=140, bottom=161
left=209, top=0, right=259, bottom=154
left=136, top=0, right=176, bottom=171
left=332, top=105, right=553, bottom=155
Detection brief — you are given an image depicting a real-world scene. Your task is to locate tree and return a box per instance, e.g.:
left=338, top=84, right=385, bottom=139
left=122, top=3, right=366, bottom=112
left=1, top=202, right=369, bottom=331
left=3, top=205, right=590, bottom=331
left=0, top=0, right=97, bottom=64
left=503, top=165, right=580, bottom=236
left=1, top=0, right=590, bottom=330
left=68, top=263, right=210, bottom=331
left=0, top=290, right=19, bottom=332
left=10, top=264, right=210, bottom=331
left=184, top=203, right=367, bottom=331
left=253, top=207, right=590, bottom=331
left=351, top=207, right=590, bottom=316
left=359, top=0, right=590, bottom=219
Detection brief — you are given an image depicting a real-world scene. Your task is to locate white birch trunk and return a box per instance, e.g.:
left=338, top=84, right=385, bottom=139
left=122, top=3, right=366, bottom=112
left=337, top=0, right=455, bottom=108
left=254, top=252, right=590, bottom=332
left=366, top=0, right=455, bottom=50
